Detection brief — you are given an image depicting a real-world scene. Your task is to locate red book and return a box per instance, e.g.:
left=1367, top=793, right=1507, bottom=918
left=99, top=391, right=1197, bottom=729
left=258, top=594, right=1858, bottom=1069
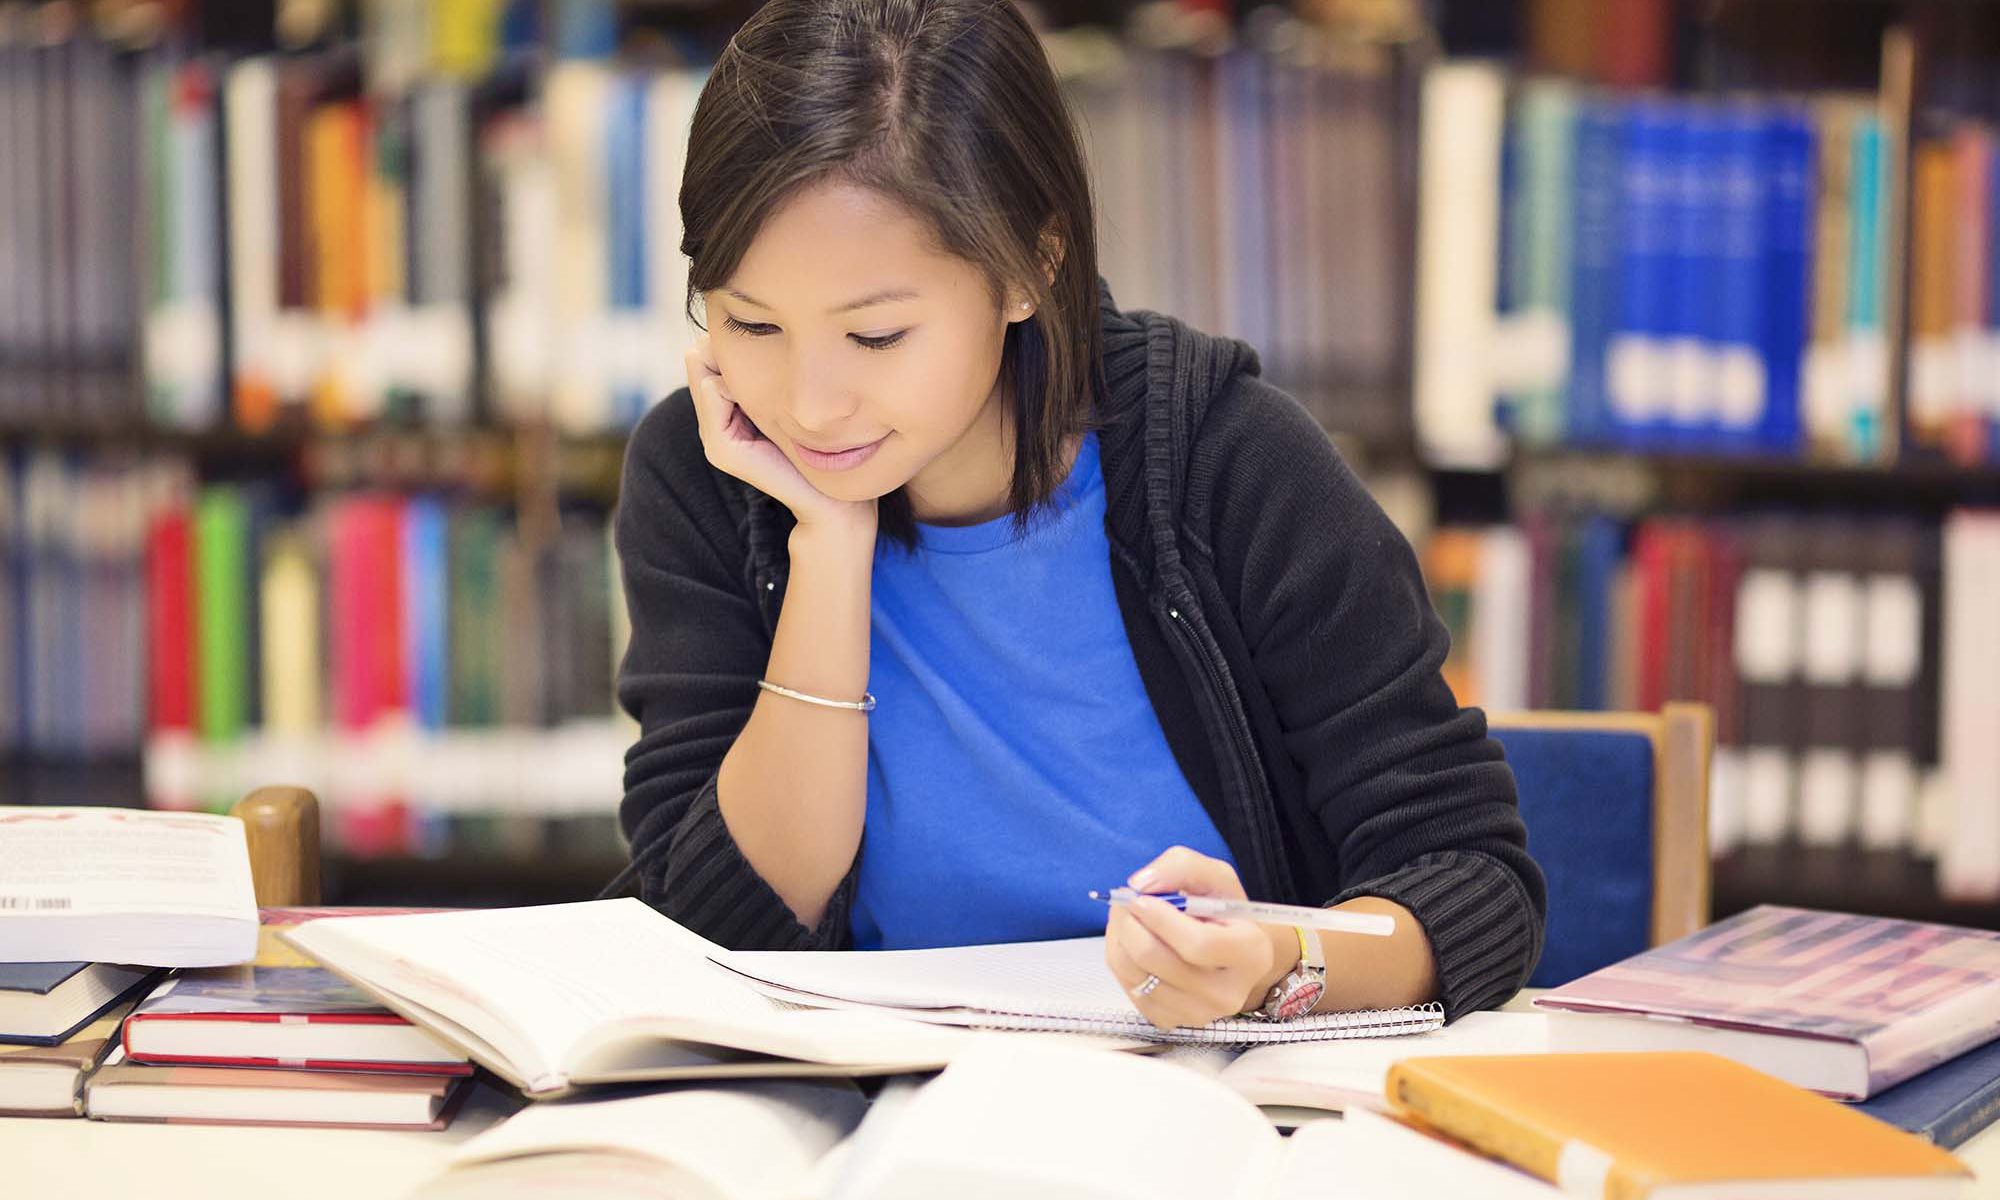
left=90, top=1048, right=469, bottom=1130
left=122, top=907, right=471, bottom=1075
left=1594, top=0, right=1672, bottom=89
left=1631, top=522, right=1673, bottom=712
left=144, top=508, right=196, bottom=733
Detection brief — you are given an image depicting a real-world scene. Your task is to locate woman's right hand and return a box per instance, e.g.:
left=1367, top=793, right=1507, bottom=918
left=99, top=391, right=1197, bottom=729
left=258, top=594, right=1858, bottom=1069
left=685, top=333, right=878, bottom=536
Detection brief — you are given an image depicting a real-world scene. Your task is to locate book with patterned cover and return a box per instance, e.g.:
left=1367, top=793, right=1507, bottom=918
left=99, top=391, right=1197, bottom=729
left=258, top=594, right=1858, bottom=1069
left=1535, top=905, right=2000, bottom=1098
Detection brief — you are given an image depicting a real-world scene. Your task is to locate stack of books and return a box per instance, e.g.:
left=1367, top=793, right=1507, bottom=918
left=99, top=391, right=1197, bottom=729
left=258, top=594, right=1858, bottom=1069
left=0, top=805, right=471, bottom=1128
left=83, top=905, right=475, bottom=1130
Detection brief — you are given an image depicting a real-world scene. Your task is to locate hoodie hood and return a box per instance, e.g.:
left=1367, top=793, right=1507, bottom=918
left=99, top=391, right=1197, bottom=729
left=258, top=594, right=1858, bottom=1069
left=1092, top=274, right=1264, bottom=593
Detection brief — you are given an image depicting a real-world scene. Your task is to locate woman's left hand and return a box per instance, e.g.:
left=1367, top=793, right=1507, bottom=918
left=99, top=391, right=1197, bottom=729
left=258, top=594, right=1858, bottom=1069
left=1103, top=846, right=1295, bottom=1030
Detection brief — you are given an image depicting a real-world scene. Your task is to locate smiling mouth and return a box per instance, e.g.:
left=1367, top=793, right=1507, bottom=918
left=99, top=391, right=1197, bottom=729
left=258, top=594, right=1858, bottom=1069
left=796, top=435, right=888, bottom=455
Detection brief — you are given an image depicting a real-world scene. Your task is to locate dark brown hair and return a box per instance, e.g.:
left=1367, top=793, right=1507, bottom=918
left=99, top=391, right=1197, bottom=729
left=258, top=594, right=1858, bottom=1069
left=678, top=0, right=1103, bottom=547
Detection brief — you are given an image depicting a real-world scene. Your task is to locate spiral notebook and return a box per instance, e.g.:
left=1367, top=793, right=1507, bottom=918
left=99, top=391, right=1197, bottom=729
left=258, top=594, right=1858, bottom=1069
left=716, top=936, right=1444, bottom=1044
left=283, top=899, right=1439, bottom=1101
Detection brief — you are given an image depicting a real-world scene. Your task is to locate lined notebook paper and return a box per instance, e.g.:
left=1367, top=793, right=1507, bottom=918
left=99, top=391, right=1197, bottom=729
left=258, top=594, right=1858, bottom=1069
left=718, top=937, right=1443, bottom=1044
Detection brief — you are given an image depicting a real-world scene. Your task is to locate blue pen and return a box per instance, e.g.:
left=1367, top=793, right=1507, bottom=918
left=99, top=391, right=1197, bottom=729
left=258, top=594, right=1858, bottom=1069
left=1088, top=888, right=1395, bottom=937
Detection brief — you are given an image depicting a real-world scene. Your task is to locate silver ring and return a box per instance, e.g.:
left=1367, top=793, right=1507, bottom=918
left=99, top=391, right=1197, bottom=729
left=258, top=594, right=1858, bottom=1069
left=1133, top=973, right=1162, bottom=998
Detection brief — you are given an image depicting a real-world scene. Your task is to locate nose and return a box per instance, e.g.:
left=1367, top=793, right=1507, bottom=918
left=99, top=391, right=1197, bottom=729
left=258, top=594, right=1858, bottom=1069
left=786, top=364, right=862, bottom=438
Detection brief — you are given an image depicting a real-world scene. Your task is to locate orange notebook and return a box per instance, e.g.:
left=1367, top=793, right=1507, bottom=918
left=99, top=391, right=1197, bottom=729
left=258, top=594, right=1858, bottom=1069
left=1385, top=1052, right=1970, bottom=1200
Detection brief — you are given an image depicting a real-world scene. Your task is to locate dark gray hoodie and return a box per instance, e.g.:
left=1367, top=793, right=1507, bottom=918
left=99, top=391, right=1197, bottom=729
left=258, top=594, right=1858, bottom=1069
left=607, top=277, right=1546, bottom=1020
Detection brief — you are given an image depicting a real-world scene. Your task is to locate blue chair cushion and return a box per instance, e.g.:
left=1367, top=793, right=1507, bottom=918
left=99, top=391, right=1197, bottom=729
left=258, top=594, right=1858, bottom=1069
left=1492, top=726, right=1655, bottom=988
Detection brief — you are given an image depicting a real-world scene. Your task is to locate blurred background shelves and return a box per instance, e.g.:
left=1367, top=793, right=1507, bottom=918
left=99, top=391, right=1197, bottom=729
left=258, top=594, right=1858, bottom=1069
left=5, top=0, right=2000, bottom=922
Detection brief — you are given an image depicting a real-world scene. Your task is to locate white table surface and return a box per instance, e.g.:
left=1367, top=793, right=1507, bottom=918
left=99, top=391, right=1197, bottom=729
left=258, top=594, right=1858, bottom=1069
left=10, top=999, right=2000, bottom=1199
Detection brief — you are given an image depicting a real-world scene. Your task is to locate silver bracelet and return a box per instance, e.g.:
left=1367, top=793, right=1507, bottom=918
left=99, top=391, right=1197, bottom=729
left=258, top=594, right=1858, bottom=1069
left=757, top=679, right=877, bottom=712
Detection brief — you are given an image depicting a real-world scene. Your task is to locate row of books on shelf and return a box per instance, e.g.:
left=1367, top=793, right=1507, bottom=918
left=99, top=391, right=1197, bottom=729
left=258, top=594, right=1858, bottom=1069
left=1065, top=14, right=1410, bottom=437
left=0, top=449, right=633, bottom=855
left=2, top=12, right=1416, bottom=442
left=1908, top=121, right=2000, bottom=465
left=1421, top=507, right=2000, bottom=901
left=1415, top=56, right=2000, bottom=470
left=6, top=810, right=2000, bottom=1194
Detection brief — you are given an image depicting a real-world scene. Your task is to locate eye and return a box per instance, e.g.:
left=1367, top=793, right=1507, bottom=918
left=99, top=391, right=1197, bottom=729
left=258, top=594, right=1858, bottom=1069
left=720, top=315, right=906, bottom=352
left=722, top=315, right=776, bottom=337
left=853, top=330, right=908, bottom=352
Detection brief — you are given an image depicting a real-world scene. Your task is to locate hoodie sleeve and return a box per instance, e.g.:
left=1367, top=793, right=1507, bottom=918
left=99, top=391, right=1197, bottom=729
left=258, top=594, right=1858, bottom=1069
left=1195, top=377, right=1547, bottom=1019
left=612, top=391, right=858, bottom=950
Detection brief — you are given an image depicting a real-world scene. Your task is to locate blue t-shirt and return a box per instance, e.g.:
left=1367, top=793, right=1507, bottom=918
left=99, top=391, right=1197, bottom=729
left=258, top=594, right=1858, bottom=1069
left=850, top=432, right=1236, bottom=950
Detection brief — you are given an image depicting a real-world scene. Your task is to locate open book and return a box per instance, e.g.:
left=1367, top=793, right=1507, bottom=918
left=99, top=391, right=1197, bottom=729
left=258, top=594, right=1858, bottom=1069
left=282, top=899, right=1439, bottom=1099
left=410, top=1045, right=1562, bottom=1200
left=1216, top=1010, right=1551, bottom=1116
left=410, top=1080, right=870, bottom=1200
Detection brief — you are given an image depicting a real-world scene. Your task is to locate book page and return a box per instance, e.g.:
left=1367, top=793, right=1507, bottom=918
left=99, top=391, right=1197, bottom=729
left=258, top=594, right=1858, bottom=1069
left=829, top=1039, right=1280, bottom=1200
left=1222, top=1011, right=1550, bottom=1112
left=290, top=901, right=779, bottom=1086
left=721, top=936, right=1130, bottom=1014
left=1286, top=1106, right=1563, bottom=1198
left=445, top=1079, right=868, bottom=1199
left=720, top=936, right=1439, bottom=1041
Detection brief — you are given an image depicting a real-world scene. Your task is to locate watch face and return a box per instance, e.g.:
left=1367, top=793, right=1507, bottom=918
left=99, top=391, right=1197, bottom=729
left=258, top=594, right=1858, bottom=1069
left=1274, top=977, right=1324, bottom=1020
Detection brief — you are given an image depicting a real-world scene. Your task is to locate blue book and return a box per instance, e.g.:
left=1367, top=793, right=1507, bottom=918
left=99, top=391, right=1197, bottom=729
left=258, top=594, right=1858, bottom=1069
left=1574, top=514, right=1621, bottom=711
left=401, top=496, right=449, bottom=733
left=401, top=497, right=451, bottom=858
left=1493, top=90, right=1520, bottom=438
left=1566, top=98, right=1625, bottom=448
left=1669, top=99, right=1724, bottom=451
left=1759, top=104, right=1816, bottom=458
left=0, top=962, right=161, bottom=1045
left=0, top=453, right=19, bottom=758
left=1989, top=144, right=2000, bottom=464
left=553, top=0, right=616, bottom=59
left=0, top=962, right=90, bottom=995
left=606, top=72, right=650, bottom=429
left=1711, top=101, right=1772, bottom=455
left=1847, top=113, right=1887, bottom=461
left=1607, top=98, right=1677, bottom=450
left=1858, top=1035, right=2000, bottom=1149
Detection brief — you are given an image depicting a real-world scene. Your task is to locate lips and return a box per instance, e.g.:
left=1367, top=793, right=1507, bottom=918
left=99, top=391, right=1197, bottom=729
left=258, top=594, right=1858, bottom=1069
left=793, top=432, right=891, bottom=472
left=796, top=437, right=885, bottom=456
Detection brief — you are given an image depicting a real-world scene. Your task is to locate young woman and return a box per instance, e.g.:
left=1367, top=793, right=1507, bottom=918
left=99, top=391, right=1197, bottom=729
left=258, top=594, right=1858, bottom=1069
left=610, top=0, right=1546, bottom=1029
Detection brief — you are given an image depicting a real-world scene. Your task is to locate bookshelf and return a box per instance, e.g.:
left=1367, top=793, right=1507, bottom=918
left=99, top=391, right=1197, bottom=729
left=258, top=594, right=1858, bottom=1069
left=10, top=0, right=1994, bottom=927
left=1, top=0, right=1437, bottom=906
left=1419, top=0, right=2000, bottom=927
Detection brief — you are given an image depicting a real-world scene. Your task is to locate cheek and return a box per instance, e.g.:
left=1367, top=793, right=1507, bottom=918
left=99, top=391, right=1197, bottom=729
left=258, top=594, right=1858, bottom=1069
left=884, top=332, right=1005, bottom=432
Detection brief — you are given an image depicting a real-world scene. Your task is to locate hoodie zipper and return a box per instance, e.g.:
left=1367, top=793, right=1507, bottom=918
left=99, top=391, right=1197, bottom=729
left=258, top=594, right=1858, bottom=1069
left=1161, top=592, right=1287, bottom=896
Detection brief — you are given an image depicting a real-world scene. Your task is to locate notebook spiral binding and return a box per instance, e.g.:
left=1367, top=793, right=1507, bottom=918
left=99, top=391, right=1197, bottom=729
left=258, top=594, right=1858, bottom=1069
left=964, top=1001, right=1446, bottom=1044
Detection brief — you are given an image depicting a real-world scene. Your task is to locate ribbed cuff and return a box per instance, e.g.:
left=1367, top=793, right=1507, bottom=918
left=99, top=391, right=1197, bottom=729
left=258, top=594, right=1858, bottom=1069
left=638, top=774, right=856, bottom=951
left=1330, top=850, right=1543, bottom=1021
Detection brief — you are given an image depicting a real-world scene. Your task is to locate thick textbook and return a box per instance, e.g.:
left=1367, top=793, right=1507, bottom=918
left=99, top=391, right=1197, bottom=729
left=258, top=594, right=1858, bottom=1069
left=1535, top=904, right=2000, bottom=1099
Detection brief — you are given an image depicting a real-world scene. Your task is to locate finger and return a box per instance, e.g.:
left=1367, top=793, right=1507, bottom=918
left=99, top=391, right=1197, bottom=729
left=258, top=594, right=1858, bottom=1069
left=1107, top=937, right=1202, bottom=1029
left=1124, top=893, right=1244, bottom=971
left=1127, top=845, right=1247, bottom=901
left=1114, top=899, right=1208, bottom=981
left=685, top=331, right=722, bottom=385
left=687, top=369, right=733, bottom=434
left=689, top=375, right=762, bottom=450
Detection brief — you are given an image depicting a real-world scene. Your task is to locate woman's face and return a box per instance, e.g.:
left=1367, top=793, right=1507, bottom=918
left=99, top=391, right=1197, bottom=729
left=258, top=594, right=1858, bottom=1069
left=703, top=180, right=1036, bottom=514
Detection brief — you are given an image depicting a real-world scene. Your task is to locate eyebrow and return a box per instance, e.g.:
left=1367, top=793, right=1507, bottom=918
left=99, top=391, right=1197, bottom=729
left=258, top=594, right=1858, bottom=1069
left=722, top=286, right=920, bottom=315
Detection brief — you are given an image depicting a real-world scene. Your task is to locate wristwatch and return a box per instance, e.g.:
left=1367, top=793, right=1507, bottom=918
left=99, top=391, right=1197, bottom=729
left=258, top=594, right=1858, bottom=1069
left=1253, top=925, right=1327, bottom=1020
